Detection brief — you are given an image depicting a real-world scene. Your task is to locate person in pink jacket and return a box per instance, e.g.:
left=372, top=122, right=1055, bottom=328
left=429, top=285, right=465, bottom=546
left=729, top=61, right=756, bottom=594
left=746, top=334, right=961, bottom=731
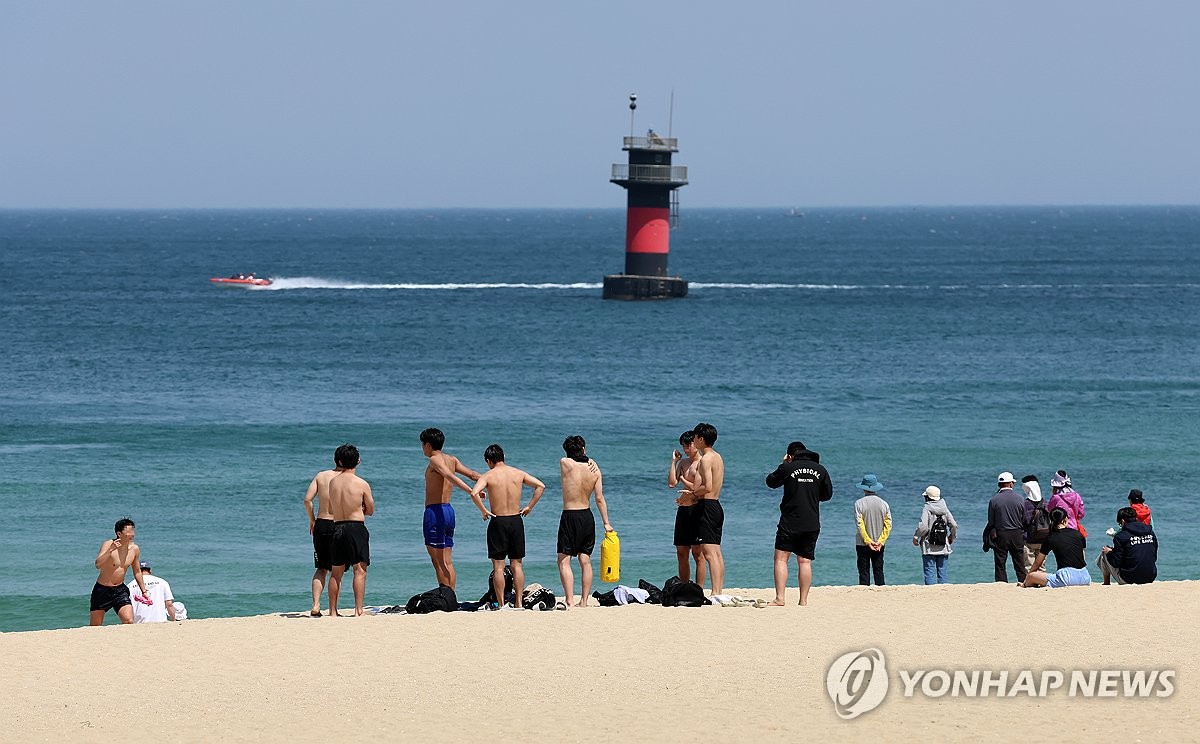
left=1046, top=470, right=1087, bottom=539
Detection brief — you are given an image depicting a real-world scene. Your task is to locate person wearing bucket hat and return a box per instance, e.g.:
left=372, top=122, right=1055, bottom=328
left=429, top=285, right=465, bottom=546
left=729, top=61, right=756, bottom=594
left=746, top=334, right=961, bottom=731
left=853, top=474, right=891, bottom=586
left=1046, top=469, right=1087, bottom=540
left=912, top=486, right=958, bottom=584
left=984, top=472, right=1028, bottom=583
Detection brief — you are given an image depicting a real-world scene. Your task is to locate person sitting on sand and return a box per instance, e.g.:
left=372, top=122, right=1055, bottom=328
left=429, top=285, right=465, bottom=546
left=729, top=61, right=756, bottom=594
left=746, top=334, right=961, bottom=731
left=327, top=444, right=374, bottom=617
left=420, top=427, right=483, bottom=591
left=91, top=518, right=151, bottom=626
left=1099, top=507, right=1158, bottom=585
left=912, top=486, right=957, bottom=584
left=469, top=444, right=546, bottom=609
left=764, top=441, right=832, bottom=606
left=668, top=430, right=706, bottom=586
left=556, top=435, right=614, bottom=609
left=854, top=474, right=891, bottom=586
left=126, top=561, right=177, bottom=622
left=1021, top=508, right=1091, bottom=588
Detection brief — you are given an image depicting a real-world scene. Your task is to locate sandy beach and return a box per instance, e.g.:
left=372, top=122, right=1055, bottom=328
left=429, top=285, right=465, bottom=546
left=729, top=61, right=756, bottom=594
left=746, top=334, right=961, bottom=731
left=4, top=581, right=1195, bottom=743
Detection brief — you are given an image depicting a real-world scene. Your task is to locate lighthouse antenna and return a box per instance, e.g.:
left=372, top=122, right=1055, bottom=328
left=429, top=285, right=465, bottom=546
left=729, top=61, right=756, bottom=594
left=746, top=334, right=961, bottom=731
left=628, top=93, right=637, bottom=138
left=668, top=88, right=675, bottom=138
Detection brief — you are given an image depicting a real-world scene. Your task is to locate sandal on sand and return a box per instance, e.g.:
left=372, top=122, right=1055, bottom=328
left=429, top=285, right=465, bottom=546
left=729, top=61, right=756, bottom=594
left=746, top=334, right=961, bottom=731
left=554, top=599, right=569, bottom=611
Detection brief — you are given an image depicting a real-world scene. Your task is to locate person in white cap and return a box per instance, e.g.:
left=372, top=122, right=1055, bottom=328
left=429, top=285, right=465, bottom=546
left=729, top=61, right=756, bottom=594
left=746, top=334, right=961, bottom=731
left=984, top=472, right=1028, bottom=583
left=1020, top=475, right=1052, bottom=573
left=912, top=486, right=957, bottom=584
left=125, top=561, right=176, bottom=623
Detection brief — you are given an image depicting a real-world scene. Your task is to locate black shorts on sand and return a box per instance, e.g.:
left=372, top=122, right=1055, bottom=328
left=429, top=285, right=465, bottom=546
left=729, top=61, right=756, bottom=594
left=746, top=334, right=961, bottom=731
left=313, top=517, right=336, bottom=570
left=487, top=515, right=526, bottom=560
left=332, top=520, right=371, bottom=567
left=673, top=504, right=698, bottom=548
left=695, top=499, right=725, bottom=545
left=557, top=508, right=596, bottom=556
left=775, top=526, right=819, bottom=559
left=90, top=582, right=132, bottom=613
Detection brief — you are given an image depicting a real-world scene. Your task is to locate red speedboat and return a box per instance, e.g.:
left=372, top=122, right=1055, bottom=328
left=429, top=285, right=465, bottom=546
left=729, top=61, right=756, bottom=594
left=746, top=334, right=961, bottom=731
left=210, top=274, right=272, bottom=287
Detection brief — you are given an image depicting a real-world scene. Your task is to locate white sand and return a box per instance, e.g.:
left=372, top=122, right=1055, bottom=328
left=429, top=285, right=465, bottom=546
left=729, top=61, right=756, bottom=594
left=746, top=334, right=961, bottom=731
left=4, top=582, right=1196, bottom=743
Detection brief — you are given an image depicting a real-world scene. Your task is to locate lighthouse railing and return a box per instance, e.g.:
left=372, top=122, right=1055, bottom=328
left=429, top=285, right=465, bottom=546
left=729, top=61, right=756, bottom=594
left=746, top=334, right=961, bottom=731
left=610, top=164, right=688, bottom=184
left=622, top=136, right=678, bottom=151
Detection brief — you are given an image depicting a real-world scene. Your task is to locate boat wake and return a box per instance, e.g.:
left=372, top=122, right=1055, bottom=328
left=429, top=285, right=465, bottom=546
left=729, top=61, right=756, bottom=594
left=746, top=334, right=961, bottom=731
left=254, top=277, right=1200, bottom=292
left=257, top=277, right=604, bottom=291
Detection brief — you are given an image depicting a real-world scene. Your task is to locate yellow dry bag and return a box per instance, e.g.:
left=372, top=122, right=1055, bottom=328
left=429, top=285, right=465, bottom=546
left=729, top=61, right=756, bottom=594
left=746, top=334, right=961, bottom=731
left=600, top=530, right=620, bottom=583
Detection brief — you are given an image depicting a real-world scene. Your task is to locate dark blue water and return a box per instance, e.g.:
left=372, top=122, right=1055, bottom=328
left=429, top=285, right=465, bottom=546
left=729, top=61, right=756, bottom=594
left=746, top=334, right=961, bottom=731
left=2, top=207, right=1197, bottom=631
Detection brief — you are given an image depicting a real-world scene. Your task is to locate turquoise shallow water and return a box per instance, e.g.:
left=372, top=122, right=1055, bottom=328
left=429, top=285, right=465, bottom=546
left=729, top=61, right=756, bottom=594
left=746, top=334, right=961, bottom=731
left=1, top=207, right=1197, bottom=631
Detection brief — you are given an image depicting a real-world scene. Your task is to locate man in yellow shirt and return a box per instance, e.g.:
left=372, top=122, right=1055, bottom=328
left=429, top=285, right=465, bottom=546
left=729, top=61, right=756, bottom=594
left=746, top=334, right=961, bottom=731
left=854, top=474, right=892, bottom=585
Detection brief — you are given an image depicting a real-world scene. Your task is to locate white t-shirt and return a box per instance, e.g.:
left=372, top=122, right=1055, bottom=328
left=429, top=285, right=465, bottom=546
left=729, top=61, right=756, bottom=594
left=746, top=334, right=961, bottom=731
left=126, top=575, right=174, bottom=623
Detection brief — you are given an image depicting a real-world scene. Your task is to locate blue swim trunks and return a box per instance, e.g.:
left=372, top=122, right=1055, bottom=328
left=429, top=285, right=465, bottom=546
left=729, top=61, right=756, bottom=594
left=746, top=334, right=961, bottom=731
left=423, top=503, right=456, bottom=549
left=1046, top=567, right=1091, bottom=588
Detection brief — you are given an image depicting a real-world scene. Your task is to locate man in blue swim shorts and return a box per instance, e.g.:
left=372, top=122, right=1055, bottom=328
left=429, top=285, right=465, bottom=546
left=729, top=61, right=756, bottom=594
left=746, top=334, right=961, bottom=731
left=421, top=428, right=483, bottom=590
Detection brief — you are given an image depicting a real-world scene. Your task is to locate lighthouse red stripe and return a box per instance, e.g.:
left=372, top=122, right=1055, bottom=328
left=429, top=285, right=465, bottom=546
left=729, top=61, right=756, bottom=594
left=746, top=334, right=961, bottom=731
left=625, top=207, right=671, bottom=254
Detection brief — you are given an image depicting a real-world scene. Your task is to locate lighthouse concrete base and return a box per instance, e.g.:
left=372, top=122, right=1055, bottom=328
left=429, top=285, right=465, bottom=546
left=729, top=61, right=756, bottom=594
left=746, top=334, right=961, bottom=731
left=602, top=274, right=688, bottom=301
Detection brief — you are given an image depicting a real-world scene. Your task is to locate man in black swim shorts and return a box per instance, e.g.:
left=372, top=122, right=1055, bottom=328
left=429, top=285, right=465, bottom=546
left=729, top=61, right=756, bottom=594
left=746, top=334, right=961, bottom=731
left=326, top=444, right=375, bottom=617
left=91, top=518, right=151, bottom=626
left=556, top=435, right=615, bottom=608
left=765, top=441, right=833, bottom=606
left=470, top=444, right=546, bottom=609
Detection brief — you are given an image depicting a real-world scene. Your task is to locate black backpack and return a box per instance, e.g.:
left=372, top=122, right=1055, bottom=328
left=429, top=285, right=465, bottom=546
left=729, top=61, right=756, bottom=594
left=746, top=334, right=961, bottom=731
left=660, top=576, right=708, bottom=607
left=405, top=584, right=458, bottom=614
left=929, top=513, right=950, bottom=547
left=1027, top=504, right=1052, bottom=543
left=480, top=566, right=516, bottom=606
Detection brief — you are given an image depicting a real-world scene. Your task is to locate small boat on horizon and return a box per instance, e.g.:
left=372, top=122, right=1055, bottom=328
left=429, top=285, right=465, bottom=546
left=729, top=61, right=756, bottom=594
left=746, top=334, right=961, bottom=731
left=209, top=274, right=272, bottom=287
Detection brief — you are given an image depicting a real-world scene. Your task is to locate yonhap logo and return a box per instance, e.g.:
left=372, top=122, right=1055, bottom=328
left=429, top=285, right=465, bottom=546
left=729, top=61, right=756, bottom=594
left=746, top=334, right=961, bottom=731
left=827, top=648, right=889, bottom=720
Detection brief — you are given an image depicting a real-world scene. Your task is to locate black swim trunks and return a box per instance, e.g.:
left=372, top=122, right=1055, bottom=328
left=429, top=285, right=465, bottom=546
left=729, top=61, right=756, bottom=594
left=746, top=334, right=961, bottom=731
left=775, top=526, right=820, bottom=560
left=90, top=582, right=132, bottom=613
left=332, top=520, right=371, bottom=567
left=673, top=504, right=698, bottom=547
left=487, top=515, right=526, bottom=560
left=557, top=508, right=596, bottom=556
left=313, top=517, right=336, bottom=570
left=694, top=499, right=725, bottom=545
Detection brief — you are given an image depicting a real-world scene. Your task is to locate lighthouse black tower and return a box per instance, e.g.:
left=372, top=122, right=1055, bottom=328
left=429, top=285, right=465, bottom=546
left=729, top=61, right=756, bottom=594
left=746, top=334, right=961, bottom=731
left=602, top=94, right=688, bottom=300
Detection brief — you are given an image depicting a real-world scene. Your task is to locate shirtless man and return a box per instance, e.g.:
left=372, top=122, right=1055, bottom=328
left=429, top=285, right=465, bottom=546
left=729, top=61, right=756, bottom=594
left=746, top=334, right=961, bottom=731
left=90, top=518, right=151, bottom=626
left=327, top=444, right=375, bottom=617
left=668, top=430, right=707, bottom=586
left=420, top=428, right=482, bottom=590
left=557, top=435, right=614, bottom=608
left=303, top=449, right=344, bottom=616
left=681, top=423, right=726, bottom=595
left=469, top=444, right=546, bottom=609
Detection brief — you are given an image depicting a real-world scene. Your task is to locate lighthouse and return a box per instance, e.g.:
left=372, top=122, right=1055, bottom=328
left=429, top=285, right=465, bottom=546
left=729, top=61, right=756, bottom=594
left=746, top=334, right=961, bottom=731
left=602, top=94, right=688, bottom=300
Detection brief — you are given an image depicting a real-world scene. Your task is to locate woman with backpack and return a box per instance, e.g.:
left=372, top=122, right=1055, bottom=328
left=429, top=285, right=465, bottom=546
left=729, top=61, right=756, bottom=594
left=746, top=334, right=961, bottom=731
left=912, top=485, right=958, bottom=584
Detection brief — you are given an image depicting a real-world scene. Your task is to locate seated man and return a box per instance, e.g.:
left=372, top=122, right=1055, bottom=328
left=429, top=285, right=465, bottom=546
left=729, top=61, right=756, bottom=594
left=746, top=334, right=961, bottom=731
left=1098, top=506, right=1158, bottom=585
left=1021, top=507, right=1090, bottom=588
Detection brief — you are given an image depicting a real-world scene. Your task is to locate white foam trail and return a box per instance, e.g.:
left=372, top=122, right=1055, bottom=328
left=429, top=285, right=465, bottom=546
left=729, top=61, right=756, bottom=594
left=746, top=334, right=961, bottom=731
left=257, top=277, right=603, bottom=291
left=253, top=277, right=1200, bottom=292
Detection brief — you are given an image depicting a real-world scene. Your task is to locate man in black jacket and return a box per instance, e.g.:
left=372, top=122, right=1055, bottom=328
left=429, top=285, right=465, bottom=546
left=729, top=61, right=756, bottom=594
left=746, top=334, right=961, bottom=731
left=765, top=441, right=833, bottom=606
left=1099, top=507, right=1159, bottom=585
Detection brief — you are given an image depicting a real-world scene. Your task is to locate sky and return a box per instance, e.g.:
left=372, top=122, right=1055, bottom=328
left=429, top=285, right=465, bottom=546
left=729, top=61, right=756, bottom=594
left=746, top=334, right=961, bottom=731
left=1, top=2, right=1198, bottom=208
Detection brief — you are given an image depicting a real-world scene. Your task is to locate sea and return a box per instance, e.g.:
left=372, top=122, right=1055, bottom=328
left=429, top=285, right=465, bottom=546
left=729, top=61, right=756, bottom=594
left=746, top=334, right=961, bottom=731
left=1, top=206, right=1197, bottom=632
